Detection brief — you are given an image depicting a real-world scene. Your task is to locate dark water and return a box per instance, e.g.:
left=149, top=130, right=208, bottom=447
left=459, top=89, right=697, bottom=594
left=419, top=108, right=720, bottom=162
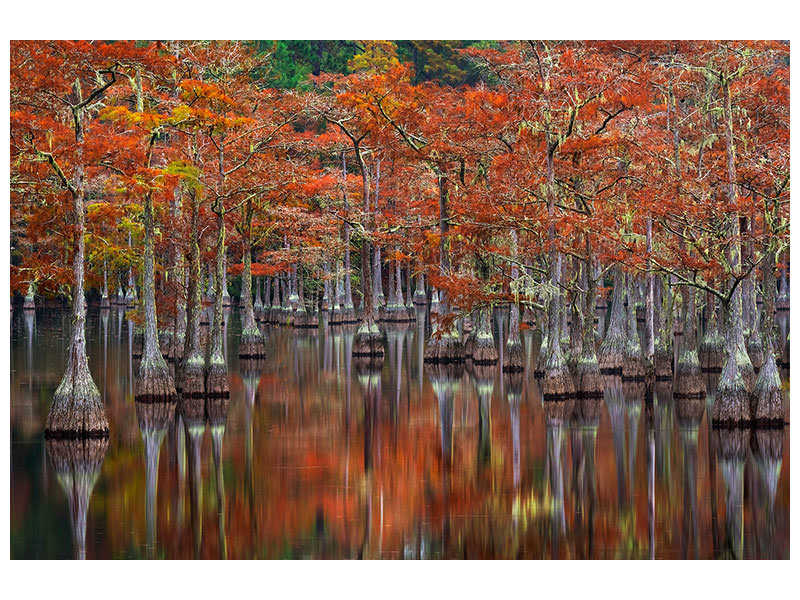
left=10, top=306, right=790, bottom=559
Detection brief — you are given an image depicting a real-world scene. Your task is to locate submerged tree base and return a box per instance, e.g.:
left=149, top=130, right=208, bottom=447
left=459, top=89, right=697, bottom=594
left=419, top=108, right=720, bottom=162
left=574, top=356, right=603, bottom=398
left=654, top=347, right=673, bottom=380
left=293, top=308, right=319, bottom=329
left=471, top=335, right=498, bottom=365
left=177, top=357, right=206, bottom=397
left=424, top=329, right=464, bottom=364
left=674, top=353, right=706, bottom=400
left=598, top=345, right=624, bottom=376
left=339, top=306, right=358, bottom=325
left=239, top=330, right=266, bottom=358
left=713, top=383, right=752, bottom=426
left=622, top=355, right=645, bottom=381
left=753, top=353, right=785, bottom=426
left=503, top=339, right=525, bottom=373
left=205, top=359, right=230, bottom=397
left=45, top=383, right=109, bottom=439
left=542, top=363, right=577, bottom=401
left=135, top=361, right=177, bottom=403
left=353, top=322, right=385, bottom=358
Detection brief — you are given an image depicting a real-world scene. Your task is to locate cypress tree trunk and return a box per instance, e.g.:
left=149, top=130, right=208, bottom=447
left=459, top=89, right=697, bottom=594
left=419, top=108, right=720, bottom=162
left=23, top=279, right=36, bottom=310
left=136, top=186, right=177, bottom=402
left=352, top=146, right=382, bottom=359
left=46, top=438, right=108, bottom=559
left=342, top=153, right=355, bottom=321
left=178, top=185, right=205, bottom=397
left=414, top=268, right=426, bottom=304
left=575, top=253, right=602, bottom=397
left=99, top=263, right=109, bottom=309
left=423, top=174, right=463, bottom=363
left=504, top=229, right=524, bottom=372
left=373, top=160, right=384, bottom=308
left=45, top=97, right=107, bottom=438
left=322, top=262, right=331, bottom=311
left=700, top=291, right=724, bottom=372
left=539, top=107, right=573, bottom=400
left=675, top=285, right=704, bottom=399
left=172, top=186, right=186, bottom=361
left=405, top=260, right=416, bottom=317
left=713, top=77, right=755, bottom=425
left=753, top=245, right=784, bottom=424
left=622, top=273, right=645, bottom=381
left=239, top=197, right=265, bottom=358
left=598, top=266, right=626, bottom=374
left=206, top=201, right=229, bottom=396
left=645, top=216, right=655, bottom=371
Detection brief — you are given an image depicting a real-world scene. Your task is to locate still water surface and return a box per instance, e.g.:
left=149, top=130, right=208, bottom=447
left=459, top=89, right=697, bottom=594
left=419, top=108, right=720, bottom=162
left=10, top=306, right=790, bottom=559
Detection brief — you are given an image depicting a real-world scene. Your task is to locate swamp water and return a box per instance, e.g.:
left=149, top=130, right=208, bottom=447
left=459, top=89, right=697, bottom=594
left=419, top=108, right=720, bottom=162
left=10, top=306, right=790, bottom=559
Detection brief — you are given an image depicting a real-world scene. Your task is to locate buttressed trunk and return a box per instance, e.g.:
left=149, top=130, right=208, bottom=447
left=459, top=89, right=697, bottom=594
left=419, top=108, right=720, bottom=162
left=352, top=147, right=382, bottom=359
left=45, top=98, right=107, bottom=437
left=136, top=185, right=176, bottom=402
left=713, top=76, right=755, bottom=424
left=239, top=197, right=265, bottom=359
left=179, top=186, right=204, bottom=396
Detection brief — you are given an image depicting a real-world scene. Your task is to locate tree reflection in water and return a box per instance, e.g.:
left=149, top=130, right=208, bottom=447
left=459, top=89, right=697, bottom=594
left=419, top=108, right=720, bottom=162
left=46, top=437, right=108, bottom=560
left=714, top=428, right=747, bottom=559
left=8, top=308, right=791, bottom=559
left=135, top=399, right=175, bottom=558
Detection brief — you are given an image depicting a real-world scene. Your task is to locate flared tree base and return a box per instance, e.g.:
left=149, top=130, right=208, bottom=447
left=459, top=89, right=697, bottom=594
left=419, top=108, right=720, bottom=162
left=239, top=356, right=264, bottom=380
left=293, top=309, right=319, bottom=329
left=337, top=307, right=357, bottom=325
left=712, top=427, right=750, bottom=461
left=205, top=360, right=230, bottom=398
left=699, top=332, right=724, bottom=373
left=622, top=354, right=645, bottom=381
left=471, top=336, right=498, bottom=365
left=353, top=354, right=385, bottom=373
left=328, top=308, right=343, bottom=326
left=674, top=357, right=706, bottom=400
left=542, top=363, right=577, bottom=401
left=158, top=330, right=173, bottom=359
left=700, top=350, right=724, bottom=373
left=45, top=381, right=109, bottom=439
left=753, top=428, right=784, bottom=461
left=753, top=355, right=785, bottom=426
left=543, top=396, right=575, bottom=425
left=169, top=334, right=185, bottom=363
left=135, top=360, right=177, bottom=403
left=713, top=383, right=751, bottom=426
left=135, top=398, right=175, bottom=433
left=353, top=323, right=385, bottom=358
left=503, top=339, right=525, bottom=373
left=99, top=296, right=110, bottom=309
left=598, top=341, right=625, bottom=376
left=574, top=356, right=603, bottom=399
left=177, top=358, right=206, bottom=397
left=654, top=347, right=673, bottom=380
left=572, top=394, right=603, bottom=427
left=424, top=331, right=464, bottom=364
left=239, top=330, right=266, bottom=359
